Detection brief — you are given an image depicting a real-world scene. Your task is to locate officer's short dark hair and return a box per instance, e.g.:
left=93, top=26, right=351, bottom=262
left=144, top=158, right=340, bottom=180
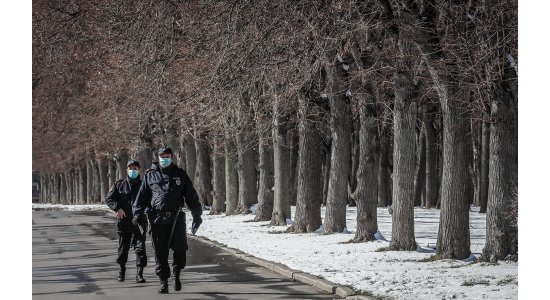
left=127, top=160, right=140, bottom=168
left=158, top=147, right=173, bottom=156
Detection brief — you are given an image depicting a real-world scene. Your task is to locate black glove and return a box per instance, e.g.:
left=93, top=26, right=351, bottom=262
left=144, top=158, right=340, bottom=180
left=132, top=215, right=140, bottom=227
left=191, top=215, right=202, bottom=235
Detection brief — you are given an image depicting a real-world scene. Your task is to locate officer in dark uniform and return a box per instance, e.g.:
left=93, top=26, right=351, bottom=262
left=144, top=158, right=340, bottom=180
left=105, top=159, right=148, bottom=283
left=133, top=147, right=203, bottom=294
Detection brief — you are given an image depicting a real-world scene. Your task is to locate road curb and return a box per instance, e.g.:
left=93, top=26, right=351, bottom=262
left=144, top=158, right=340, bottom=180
left=189, top=235, right=379, bottom=300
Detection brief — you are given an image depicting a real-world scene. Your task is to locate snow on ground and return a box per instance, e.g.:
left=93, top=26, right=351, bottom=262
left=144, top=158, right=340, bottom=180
left=32, top=203, right=110, bottom=212
left=198, top=206, right=517, bottom=300
left=32, top=203, right=517, bottom=299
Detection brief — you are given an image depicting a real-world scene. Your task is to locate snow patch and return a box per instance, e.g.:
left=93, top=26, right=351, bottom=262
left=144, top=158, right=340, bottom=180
left=196, top=206, right=517, bottom=300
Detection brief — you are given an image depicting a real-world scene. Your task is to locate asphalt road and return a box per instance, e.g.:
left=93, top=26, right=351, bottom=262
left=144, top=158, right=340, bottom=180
left=32, top=209, right=339, bottom=300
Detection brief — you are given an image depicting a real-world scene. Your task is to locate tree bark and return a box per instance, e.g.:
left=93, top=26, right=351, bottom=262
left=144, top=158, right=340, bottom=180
left=378, top=132, right=392, bottom=207
left=108, top=157, right=116, bottom=188
left=271, top=97, right=291, bottom=225
left=177, top=119, right=187, bottom=169
left=324, top=56, right=352, bottom=234
left=39, top=174, right=44, bottom=203
left=68, top=171, right=75, bottom=204
left=436, top=92, right=472, bottom=259
left=184, top=133, right=197, bottom=183
left=414, top=126, right=426, bottom=207
left=86, top=160, right=93, bottom=204
left=471, top=119, right=481, bottom=207
left=398, top=0, right=471, bottom=258
left=287, top=94, right=323, bottom=233
left=195, top=136, right=214, bottom=208
left=322, top=138, right=331, bottom=206
left=60, top=173, right=67, bottom=204
left=98, top=157, right=109, bottom=202
left=349, top=119, right=360, bottom=207
left=479, top=119, right=490, bottom=213
left=424, top=106, right=438, bottom=208
left=92, top=159, right=102, bottom=203
left=351, top=93, right=380, bottom=242
left=79, top=165, right=87, bottom=204
left=210, top=138, right=226, bottom=215
left=254, top=134, right=274, bottom=221
left=137, top=146, right=153, bottom=176
left=235, top=123, right=257, bottom=214
left=389, top=53, right=417, bottom=251
left=289, top=131, right=299, bottom=206
left=224, top=132, right=239, bottom=216
left=116, top=150, right=128, bottom=180
left=481, top=70, right=518, bottom=262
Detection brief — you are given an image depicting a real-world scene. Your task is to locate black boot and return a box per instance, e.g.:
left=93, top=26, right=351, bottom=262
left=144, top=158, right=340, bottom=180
left=173, top=269, right=181, bottom=291
left=158, top=278, right=169, bottom=294
left=136, top=267, right=146, bottom=283
left=117, top=266, right=126, bottom=282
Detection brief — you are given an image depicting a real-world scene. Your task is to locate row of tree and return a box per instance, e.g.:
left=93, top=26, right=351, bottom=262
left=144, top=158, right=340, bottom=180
left=33, top=0, right=517, bottom=262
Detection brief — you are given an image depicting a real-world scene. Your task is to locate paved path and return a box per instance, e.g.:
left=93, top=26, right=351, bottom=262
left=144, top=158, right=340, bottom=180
left=32, top=209, right=339, bottom=299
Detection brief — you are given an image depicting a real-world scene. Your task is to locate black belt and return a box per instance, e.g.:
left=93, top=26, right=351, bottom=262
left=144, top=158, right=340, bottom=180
left=155, top=210, right=179, bottom=217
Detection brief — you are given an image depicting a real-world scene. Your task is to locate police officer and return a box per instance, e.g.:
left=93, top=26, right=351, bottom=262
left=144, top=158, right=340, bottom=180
left=105, top=159, right=148, bottom=283
left=133, top=147, right=203, bottom=294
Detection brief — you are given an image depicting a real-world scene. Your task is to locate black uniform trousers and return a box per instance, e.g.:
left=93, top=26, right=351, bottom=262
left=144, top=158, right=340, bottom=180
left=150, top=212, right=188, bottom=280
left=116, top=218, right=147, bottom=268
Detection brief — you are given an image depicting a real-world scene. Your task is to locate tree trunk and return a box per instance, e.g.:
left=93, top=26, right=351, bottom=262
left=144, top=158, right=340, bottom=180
left=116, top=150, right=128, bottom=181
left=414, top=126, right=426, bottom=207
left=424, top=106, right=438, bottom=208
left=479, top=119, right=490, bottom=213
left=349, top=119, right=360, bottom=207
left=254, top=134, right=274, bottom=221
left=178, top=128, right=187, bottom=170
left=68, top=171, right=75, bottom=204
left=352, top=93, right=380, bottom=242
left=322, top=138, right=331, bottom=206
left=210, top=138, right=226, bottom=215
left=436, top=92, right=472, bottom=260
left=92, top=159, right=102, bottom=203
left=271, top=97, right=292, bottom=225
left=324, top=56, right=352, bottom=234
left=98, top=157, right=109, bottom=202
left=137, top=146, right=153, bottom=176
left=224, top=132, right=239, bottom=216
left=289, top=131, right=299, bottom=206
left=60, top=173, right=67, bottom=204
left=108, top=157, right=117, bottom=188
left=184, top=133, right=197, bottom=183
left=79, top=165, right=87, bottom=204
left=39, top=172, right=46, bottom=203
left=86, top=160, right=93, bottom=204
left=389, top=56, right=417, bottom=251
left=471, top=119, right=481, bottom=207
left=195, top=137, right=214, bottom=208
left=481, top=71, right=518, bottom=262
left=288, top=95, right=323, bottom=233
left=52, top=173, right=61, bottom=204
left=235, top=126, right=256, bottom=214
left=378, top=132, right=391, bottom=207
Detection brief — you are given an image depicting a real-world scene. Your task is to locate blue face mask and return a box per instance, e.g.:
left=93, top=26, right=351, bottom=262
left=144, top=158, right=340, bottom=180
left=128, top=170, right=139, bottom=179
left=159, top=157, right=172, bottom=168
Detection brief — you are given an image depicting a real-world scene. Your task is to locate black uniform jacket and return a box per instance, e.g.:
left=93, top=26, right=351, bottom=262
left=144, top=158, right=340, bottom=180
left=133, top=162, right=202, bottom=218
left=105, top=176, right=142, bottom=220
